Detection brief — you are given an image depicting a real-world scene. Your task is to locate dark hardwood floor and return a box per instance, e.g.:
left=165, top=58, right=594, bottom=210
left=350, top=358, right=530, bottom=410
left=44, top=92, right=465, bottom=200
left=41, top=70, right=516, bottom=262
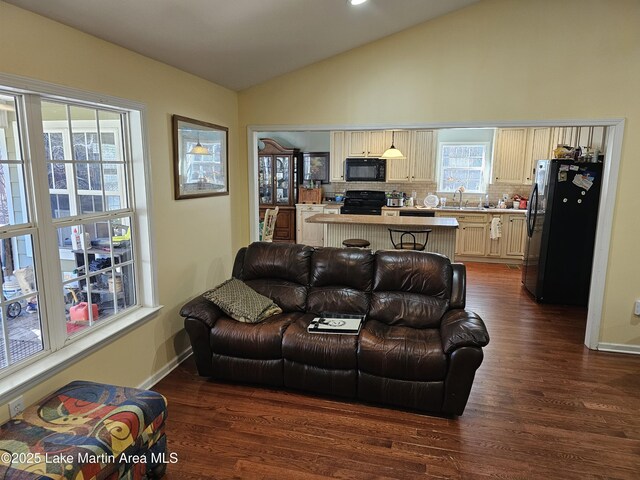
left=154, top=263, right=640, bottom=479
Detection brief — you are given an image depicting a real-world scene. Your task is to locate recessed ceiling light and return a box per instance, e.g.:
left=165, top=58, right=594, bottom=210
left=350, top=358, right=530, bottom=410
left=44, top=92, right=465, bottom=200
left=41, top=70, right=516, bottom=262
left=349, top=0, right=368, bottom=5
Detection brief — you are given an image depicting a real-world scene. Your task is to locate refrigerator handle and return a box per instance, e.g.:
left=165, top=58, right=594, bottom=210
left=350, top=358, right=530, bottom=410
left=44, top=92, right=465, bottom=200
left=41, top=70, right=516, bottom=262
left=527, top=183, right=538, bottom=237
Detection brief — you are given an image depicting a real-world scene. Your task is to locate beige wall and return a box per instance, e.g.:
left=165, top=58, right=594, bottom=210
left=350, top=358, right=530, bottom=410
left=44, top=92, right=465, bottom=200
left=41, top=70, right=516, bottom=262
left=0, top=2, right=243, bottom=419
left=239, top=0, right=640, bottom=346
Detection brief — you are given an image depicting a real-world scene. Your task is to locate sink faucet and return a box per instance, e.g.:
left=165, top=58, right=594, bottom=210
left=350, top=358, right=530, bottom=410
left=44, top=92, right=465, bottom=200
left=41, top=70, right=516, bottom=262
left=452, top=186, right=465, bottom=209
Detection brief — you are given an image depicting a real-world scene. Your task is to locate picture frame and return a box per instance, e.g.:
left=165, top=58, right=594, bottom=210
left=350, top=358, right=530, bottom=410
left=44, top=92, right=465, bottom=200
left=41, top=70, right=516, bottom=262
left=302, top=152, right=330, bottom=184
left=172, top=114, right=229, bottom=199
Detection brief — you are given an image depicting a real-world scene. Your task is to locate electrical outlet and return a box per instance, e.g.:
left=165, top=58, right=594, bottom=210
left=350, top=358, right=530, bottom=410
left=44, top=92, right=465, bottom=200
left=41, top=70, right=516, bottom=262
left=8, top=395, right=25, bottom=418
left=634, top=299, right=640, bottom=316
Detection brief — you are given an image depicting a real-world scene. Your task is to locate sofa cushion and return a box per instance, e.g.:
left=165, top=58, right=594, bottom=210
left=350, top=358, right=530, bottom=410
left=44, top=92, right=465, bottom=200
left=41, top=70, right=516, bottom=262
left=371, top=251, right=452, bottom=328
left=358, top=319, right=447, bottom=381
left=203, top=278, right=282, bottom=323
left=210, top=312, right=302, bottom=359
left=282, top=314, right=358, bottom=369
left=306, top=247, right=373, bottom=315
left=242, top=242, right=313, bottom=311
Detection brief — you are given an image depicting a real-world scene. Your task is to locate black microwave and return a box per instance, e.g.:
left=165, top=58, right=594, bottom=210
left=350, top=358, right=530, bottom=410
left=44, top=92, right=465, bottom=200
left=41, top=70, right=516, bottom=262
left=345, top=158, right=386, bottom=182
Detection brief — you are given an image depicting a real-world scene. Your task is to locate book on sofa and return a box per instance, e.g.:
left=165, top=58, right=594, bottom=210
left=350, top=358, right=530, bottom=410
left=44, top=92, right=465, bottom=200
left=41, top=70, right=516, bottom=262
left=307, top=313, right=364, bottom=335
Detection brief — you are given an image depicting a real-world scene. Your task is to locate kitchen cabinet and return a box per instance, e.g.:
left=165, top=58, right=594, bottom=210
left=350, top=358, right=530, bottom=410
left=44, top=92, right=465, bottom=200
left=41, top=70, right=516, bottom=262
left=296, top=204, right=342, bottom=246
left=492, top=128, right=528, bottom=184
left=437, top=212, right=488, bottom=256
left=296, top=204, right=325, bottom=246
left=504, top=214, right=527, bottom=258
left=523, top=127, right=552, bottom=184
left=411, top=130, right=437, bottom=182
left=258, top=138, right=302, bottom=243
left=346, top=130, right=386, bottom=157
left=385, top=130, right=436, bottom=183
left=456, top=216, right=488, bottom=256
left=330, top=131, right=346, bottom=182
left=486, top=214, right=503, bottom=258
left=435, top=211, right=527, bottom=261
left=495, top=127, right=552, bottom=185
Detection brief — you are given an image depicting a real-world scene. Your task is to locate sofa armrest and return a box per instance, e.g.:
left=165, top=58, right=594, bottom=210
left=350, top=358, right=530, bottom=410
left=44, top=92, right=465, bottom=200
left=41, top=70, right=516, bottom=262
left=180, top=295, right=223, bottom=328
left=440, top=309, right=489, bottom=354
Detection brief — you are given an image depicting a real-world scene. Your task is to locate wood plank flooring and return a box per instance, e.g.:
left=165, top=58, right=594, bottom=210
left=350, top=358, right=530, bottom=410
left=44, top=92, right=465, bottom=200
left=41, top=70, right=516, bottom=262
left=153, top=263, right=640, bottom=479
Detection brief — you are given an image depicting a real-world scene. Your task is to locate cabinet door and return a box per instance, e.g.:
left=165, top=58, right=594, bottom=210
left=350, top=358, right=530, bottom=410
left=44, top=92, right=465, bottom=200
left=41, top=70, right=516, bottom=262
left=486, top=216, right=503, bottom=257
left=459, top=223, right=488, bottom=256
left=347, top=131, right=367, bottom=157
left=382, top=130, right=410, bottom=182
left=296, top=205, right=324, bottom=246
left=330, top=131, right=345, bottom=181
left=504, top=214, right=526, bottom=258
left=258, top=156, right=274, bottom=205
left=523, top=127, right=551, bottom=184
left=367, top=130, right=387, bottom=157
left=275, top=155, right=292, bottom=205
left=411, top=130, right=436, bottom=182
left=493, top=128, right=527, bottom=184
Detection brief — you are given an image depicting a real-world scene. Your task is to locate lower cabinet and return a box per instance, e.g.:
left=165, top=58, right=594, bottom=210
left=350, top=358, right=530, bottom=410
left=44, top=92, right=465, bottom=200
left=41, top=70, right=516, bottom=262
left=436, top=211, right=526, bottom=262
left=504, top=214, right=527, bottom=258
left=260, top=206, right=295, bottom=243
left=296, top=204, right=342, bottom=246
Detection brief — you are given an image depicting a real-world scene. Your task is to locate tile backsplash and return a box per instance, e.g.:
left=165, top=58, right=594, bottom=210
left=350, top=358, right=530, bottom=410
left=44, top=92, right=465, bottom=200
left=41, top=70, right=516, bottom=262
left=324, top=181, right=532, bottom=206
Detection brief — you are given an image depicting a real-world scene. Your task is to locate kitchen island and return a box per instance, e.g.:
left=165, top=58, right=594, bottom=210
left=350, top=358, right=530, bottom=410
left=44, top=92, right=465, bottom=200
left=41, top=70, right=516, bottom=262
left=305, top=214, right=458, bottom=258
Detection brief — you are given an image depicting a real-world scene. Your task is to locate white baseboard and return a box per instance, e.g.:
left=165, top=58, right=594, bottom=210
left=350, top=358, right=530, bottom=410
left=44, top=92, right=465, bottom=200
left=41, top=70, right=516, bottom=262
left=597, top=343, right=640, bottom=355
left=137, top=347, right=192, bottom=390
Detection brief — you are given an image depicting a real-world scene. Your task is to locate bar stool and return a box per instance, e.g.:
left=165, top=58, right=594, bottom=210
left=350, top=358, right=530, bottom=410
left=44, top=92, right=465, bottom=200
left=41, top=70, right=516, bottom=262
left=388, top=229, right=431, bottom=251
left=342, top=238, right=371, bottom=248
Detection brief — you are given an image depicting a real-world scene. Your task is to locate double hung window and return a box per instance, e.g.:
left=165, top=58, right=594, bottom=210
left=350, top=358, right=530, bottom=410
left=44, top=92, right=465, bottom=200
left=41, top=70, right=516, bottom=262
left=437, top=142, right=490, bottom=193
left=0, top=87, right=148, bottom=378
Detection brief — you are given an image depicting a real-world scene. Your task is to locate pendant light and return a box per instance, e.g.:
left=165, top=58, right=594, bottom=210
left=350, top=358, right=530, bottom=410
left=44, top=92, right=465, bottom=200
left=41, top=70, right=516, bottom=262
left=188, top=132, right=210, bottom=155
left=380, top=131, right=406, bottom=160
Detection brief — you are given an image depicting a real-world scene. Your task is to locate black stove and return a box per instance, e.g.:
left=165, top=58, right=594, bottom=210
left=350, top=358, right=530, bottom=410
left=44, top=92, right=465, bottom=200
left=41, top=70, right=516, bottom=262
left=340, top=190, right=386, bottom=215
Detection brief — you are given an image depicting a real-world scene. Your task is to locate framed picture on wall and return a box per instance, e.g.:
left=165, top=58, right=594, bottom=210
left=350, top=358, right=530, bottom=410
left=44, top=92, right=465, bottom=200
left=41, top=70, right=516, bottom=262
left=172, top=115, right=229, bottom=199
left=302, top=152, right=329, bottom=184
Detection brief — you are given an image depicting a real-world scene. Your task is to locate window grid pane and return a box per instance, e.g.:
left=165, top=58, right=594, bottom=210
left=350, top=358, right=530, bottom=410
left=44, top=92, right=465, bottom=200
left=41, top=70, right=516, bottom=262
left=439, top=143, right=487, bottom=193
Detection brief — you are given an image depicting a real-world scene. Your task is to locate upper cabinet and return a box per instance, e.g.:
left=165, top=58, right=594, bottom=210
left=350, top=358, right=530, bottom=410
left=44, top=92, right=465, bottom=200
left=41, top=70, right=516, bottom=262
left=411, top=130, right=437, bottom=182
left=492, top=128, right=528, bottom=184
left=330, top=131, right=346, bottom=182
left=384, top=130, right=413, bottom=182
left=493, top=126, right=607, bottom=185
left=346, top=130, right=386, bottom=157
left=386, top=129, right=437, bottom=183
left=523, top=127, right=552, bottom=184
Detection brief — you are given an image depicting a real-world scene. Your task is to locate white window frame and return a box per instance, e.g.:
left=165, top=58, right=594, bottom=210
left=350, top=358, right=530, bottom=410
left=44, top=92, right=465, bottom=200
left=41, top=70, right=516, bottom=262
left=0, top=73, right=160, bottom=405
left=437, top=141, right=491, bottom=194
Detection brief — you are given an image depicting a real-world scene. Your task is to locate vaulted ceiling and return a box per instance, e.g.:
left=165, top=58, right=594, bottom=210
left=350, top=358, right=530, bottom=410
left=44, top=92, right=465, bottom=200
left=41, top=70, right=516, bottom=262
left=5, top=0, right=480, bottom=91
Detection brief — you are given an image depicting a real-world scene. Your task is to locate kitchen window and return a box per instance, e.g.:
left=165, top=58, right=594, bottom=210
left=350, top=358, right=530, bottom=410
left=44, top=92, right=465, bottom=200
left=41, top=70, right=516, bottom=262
left=0, top=83, right=155, bottom=383
left=437, top=142, right=491, bottom=193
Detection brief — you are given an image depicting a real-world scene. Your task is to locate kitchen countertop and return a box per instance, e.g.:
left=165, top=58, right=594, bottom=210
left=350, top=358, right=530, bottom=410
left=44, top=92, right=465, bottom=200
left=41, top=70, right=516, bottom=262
left=381, top=206, right=527, bottom=214
left=306, top=213, right=458, bottom=228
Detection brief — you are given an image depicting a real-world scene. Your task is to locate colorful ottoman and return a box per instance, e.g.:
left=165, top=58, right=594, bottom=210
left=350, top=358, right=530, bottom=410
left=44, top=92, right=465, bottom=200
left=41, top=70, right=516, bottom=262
left=0, top=381, right=168, bottom=479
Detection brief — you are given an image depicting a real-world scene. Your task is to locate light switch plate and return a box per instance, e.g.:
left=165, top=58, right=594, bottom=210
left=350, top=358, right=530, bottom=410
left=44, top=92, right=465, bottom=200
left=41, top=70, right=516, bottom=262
left=634, top=299, right=640, bottom=316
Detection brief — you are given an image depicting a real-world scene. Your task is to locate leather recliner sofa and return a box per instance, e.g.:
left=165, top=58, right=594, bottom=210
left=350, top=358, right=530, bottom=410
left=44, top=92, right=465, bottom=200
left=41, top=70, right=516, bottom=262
left=181, top=242, right=489, bottom=416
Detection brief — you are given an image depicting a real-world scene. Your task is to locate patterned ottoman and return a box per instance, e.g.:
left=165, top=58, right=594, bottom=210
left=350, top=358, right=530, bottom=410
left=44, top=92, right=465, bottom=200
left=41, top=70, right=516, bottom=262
left=0, top=381, right=168, bottom=479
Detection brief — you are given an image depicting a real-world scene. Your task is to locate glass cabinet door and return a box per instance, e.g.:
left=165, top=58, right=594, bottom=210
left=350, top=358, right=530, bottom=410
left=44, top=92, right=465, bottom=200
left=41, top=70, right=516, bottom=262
left=275, top=155, right=290, bottom=205
left=258, top=156, right=273, bottom=205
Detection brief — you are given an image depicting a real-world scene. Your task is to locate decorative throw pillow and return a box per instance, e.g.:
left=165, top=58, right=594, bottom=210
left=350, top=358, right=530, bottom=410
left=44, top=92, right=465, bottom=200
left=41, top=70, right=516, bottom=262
left=203, top=278, right=282, bottom=323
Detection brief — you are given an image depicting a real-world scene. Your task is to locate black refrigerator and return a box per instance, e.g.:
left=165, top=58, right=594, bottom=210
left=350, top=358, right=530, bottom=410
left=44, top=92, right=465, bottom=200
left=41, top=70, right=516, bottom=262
left=522, top=159, right=603, bottom=305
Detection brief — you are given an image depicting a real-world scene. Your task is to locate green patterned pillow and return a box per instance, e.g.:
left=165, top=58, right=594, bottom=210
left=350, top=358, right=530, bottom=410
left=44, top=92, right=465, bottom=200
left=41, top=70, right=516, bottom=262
left=203, top=278, right=282, bottom=323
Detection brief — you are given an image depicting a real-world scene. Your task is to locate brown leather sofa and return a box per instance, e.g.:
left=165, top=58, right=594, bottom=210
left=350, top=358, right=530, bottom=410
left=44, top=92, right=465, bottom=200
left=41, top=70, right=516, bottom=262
left=181, top=242, right=489, bottom=416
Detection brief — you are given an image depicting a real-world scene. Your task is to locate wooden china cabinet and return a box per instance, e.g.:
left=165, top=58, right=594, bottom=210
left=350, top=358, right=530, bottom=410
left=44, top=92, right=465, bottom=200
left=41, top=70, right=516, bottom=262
left=258, top=138, right=302, bottom=243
